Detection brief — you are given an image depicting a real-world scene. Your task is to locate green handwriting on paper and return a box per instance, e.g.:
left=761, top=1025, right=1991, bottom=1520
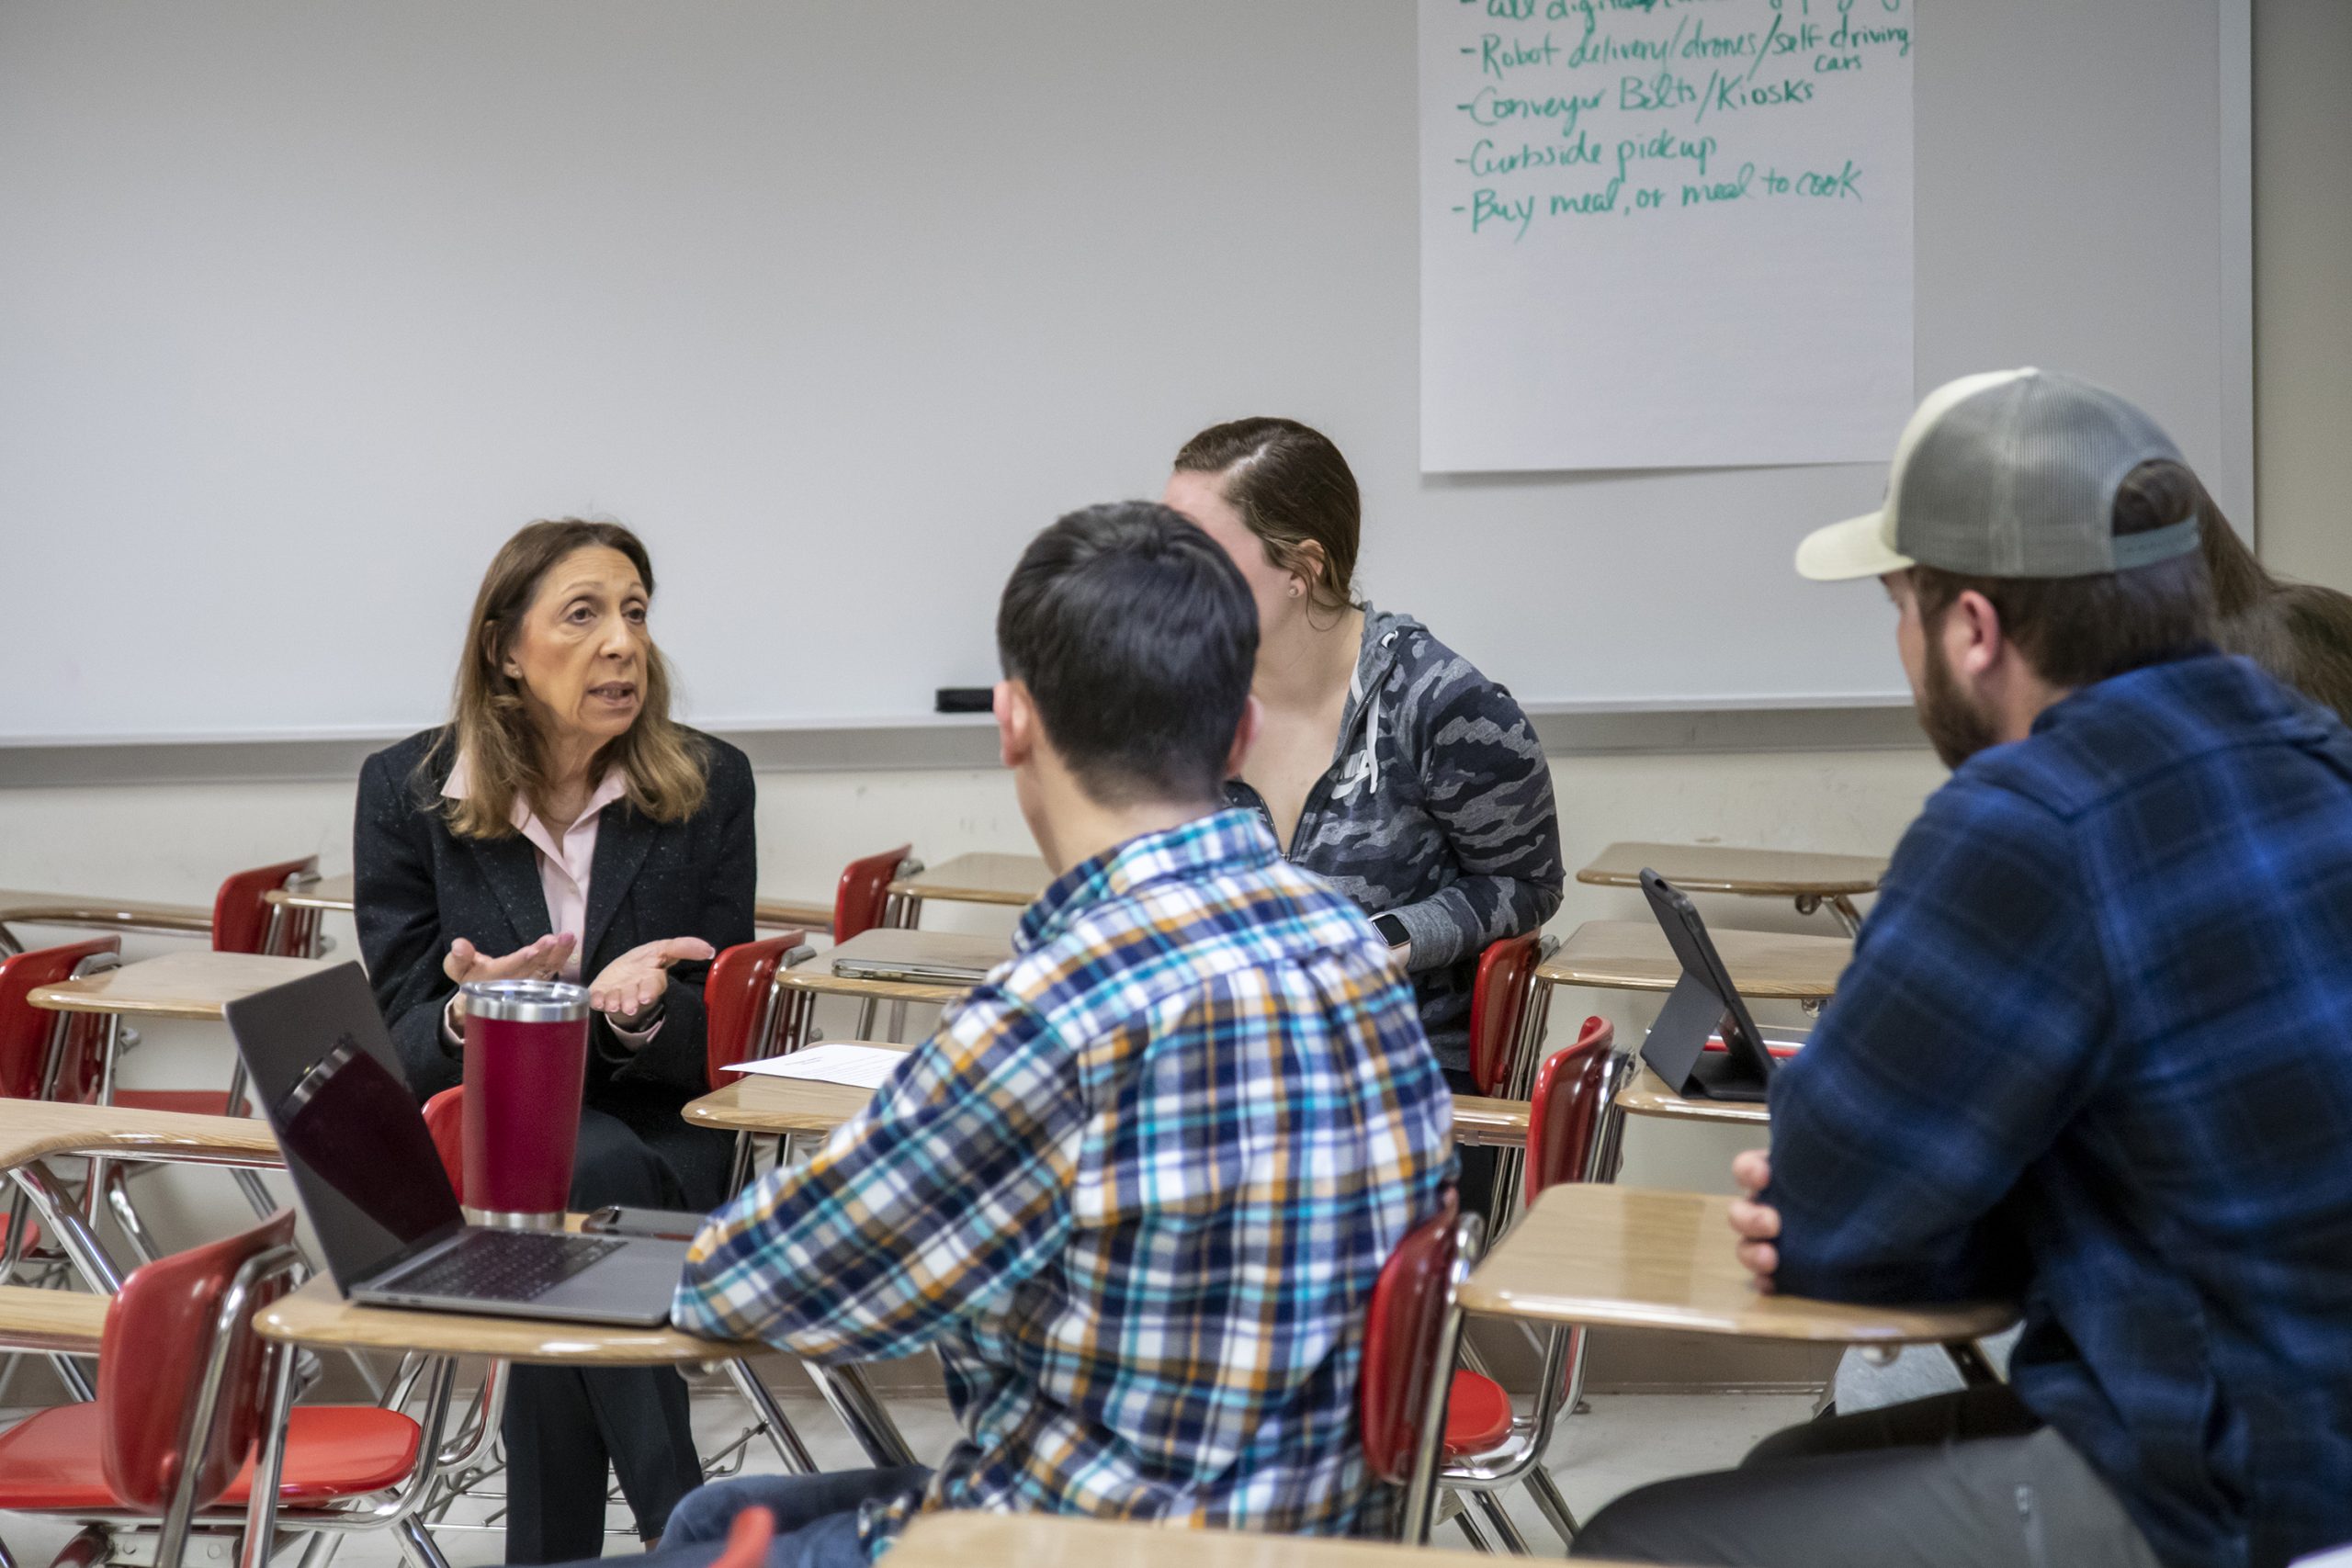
left=1442, top=0, right=1908, bottom=240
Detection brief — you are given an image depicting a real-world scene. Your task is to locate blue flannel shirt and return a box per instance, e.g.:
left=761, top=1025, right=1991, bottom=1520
left=1768, top=652, right=2352, bottom=1568
left=674, top=809, right=1454, bottom=1557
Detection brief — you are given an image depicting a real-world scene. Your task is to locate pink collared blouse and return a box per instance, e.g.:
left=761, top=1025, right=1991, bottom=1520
left=439, top=753, right=660, bottom=1044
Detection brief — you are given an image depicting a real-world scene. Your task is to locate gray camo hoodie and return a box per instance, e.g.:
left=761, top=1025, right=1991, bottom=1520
left=1226, top=606, right=1566, bottom=1072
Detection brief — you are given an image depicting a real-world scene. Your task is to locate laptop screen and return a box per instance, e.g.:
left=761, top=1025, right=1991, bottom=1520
left=223, top=963, right=464, bottom=1291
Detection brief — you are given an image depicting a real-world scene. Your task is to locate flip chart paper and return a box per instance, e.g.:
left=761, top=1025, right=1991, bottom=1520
left=1420, top=0, right=1915, bottom=473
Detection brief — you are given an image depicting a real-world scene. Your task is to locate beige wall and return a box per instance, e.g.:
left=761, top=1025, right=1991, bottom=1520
left=2254, top=0, right=2352, bottom=589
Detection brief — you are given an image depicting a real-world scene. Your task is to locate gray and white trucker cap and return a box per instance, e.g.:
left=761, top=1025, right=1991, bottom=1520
left=1796, top=369, right=2200, bottom=582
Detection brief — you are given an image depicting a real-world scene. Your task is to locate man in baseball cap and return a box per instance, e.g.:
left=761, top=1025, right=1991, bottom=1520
left=1575, top=372, right=2352, bottom=1568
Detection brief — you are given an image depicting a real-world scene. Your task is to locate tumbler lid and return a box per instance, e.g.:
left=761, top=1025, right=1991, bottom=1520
left=459, top=977, right=589, bottom=1023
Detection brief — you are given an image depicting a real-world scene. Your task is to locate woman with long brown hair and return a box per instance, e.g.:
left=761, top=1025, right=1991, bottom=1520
left=355, top=518, right=754, bottom=1560
left=1163, top=417, right=1565, bottom=1218
left=2199, top=485, right=2352, bottom=726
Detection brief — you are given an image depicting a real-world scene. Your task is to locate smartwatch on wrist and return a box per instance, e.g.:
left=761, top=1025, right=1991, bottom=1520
left=1373, top=914, right=1410, bottom=948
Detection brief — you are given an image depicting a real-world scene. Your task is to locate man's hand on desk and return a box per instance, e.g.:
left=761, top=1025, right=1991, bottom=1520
left=1728, top=1148, right=1781, bottom=1293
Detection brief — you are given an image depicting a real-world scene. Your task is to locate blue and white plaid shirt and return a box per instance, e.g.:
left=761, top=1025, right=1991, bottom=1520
left=675, top=809, right=1454, bottom=1557
left=1769, top=653, right=2352, bottom=1568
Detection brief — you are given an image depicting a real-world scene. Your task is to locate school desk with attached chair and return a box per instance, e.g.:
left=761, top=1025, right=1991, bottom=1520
left=0, top=1098, right=283, bottom=1400
left=882, top=852, right=1050, bottom=927
left=248, top=1238, right=923, bottom=1552
left=1576, top=842, right=1888, bottom=936
left=1455, top=1184, right=2015, bottom=1387
left=684, top=1065, right=1534, bottom=1160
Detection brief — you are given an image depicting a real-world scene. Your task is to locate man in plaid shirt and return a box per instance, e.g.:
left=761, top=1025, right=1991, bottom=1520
left=651, top=502, right=1453, bottom=1568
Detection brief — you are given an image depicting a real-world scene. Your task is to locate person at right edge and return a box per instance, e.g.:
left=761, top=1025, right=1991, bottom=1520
left=1573, top=370, right=2352, bottom=1568
left=1165, top=417, right=1565, bottom=1216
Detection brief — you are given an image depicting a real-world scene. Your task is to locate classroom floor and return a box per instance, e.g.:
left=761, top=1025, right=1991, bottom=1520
left=0, top=1387, right=1815, bottom=1563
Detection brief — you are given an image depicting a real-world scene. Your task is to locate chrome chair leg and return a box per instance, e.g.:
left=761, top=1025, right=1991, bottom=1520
left=805, top=1362, right=920, bottom=1467
left=232, top=1167, right=277, bottom=1219
left=50, top=1348, right=96, bottom=1404
left=1453, top=1506, right=1495, bottom=1552
left=1523, top=1463, right=1582, bottom=1545
left=1, top=1189, right=33, bottom=1275
left=392, top=1517, right=453, bottom=1568
left=239, top=1337, right=300, bottom=1568
left=1472, top=1491, right=1532, bottom=1555
left=724, top=1359, right=817, bottom=1473
left=292, top=1528, right=345, bottom=1568
left=101, top=1166, right=164, bottom=1266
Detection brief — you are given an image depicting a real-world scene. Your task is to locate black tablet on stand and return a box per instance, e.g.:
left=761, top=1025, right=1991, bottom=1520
left=1638, top=868, right=1780, bottom=1103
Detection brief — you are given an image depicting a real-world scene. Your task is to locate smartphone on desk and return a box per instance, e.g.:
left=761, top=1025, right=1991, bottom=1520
left=582, top=1206, right=709, bottom=1243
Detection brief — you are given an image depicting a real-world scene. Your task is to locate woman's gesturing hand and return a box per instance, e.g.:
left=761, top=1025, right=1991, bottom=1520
left=444, top=932, right=577, bottom=994
left=587, top=937, right=717, bottom=1034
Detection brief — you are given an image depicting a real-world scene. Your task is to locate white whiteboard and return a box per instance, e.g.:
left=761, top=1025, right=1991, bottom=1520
left=0, top=0, right=2250, bottom=744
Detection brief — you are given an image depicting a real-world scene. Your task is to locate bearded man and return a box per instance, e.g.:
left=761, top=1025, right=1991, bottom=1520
left=1574, top=371, right=2352, bottom=1568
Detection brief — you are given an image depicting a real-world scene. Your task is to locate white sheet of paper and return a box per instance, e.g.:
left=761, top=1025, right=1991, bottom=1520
left=723, top=1043, right=909, bottom=1090
left=1420, top=0, right=1915, bottom=472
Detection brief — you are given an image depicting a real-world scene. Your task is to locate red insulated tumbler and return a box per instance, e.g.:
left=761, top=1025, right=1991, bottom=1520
left=458, top=977, right=590, bottom=1229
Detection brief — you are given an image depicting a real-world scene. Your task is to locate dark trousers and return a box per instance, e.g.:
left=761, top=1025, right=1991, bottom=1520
left=503, top=1101, right=732, bottom=1562
left=1572, top=1386, right=2161, bottom=1568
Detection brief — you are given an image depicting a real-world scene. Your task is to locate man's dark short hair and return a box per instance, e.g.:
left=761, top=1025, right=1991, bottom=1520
left=1911, top=459, right=2218, bottom=688
left=997, top=502, right=1257, bottom=806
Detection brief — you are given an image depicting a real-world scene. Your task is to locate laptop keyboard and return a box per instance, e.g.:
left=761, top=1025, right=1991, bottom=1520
left=386, top=1230, right=626, bottom=1303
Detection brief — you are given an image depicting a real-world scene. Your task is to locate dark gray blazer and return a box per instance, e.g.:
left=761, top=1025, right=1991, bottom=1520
left=353, top=727, right=756, bottom=1104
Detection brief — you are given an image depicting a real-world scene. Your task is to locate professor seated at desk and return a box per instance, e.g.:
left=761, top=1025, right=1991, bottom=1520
left=355, top=518, right=755, bottom=1561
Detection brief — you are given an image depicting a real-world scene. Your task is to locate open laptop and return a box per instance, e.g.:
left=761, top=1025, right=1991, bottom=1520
left=827, top=928, right=1005, bottom=986
left=1637, top=869, right=1781, bottom=1103
left=223, top=963, right=693, bottom=1326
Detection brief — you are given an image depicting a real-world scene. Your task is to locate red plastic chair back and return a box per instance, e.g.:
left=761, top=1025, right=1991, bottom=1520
left=1466, top=932, right=1544, bottom=1096
left=1358, top=1188, right=1463, bottom=1486
left=421, top=1088, right=467, bottom=1203
left=211, top=858, right=320, bottom=956
left=0, top=938, right=121, bottom=1103
left=832, top=845, right=912, bottom=943
left=704, top=934, right=807, bottom=1089
left=96, top=1209, right=300, bottom=1514
left=1523, top=1015, right=1618, bottom=1204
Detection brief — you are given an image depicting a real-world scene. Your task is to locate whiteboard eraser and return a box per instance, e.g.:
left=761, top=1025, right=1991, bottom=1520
left=934, top=687, right=993, bottom=714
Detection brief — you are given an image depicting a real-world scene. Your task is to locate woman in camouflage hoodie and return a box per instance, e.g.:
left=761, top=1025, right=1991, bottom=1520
left=1166, top=419, right=1565, bottom=1201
